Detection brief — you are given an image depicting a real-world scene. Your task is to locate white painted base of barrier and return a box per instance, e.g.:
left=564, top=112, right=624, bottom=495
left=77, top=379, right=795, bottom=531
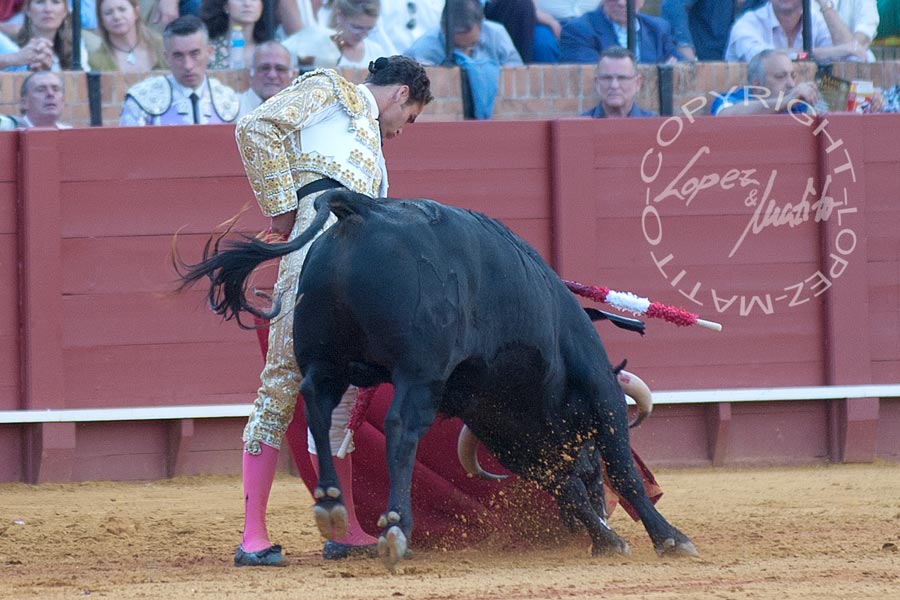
left=1, top=384, right=898, bottom=425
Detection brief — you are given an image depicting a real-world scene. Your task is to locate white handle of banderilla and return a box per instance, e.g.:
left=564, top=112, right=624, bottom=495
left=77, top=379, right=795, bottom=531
left=336, top=429, right=353, bottom=458
left=696, top=318, right=724, bottom=332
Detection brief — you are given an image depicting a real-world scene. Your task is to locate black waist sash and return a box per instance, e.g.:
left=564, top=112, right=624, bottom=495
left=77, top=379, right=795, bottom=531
left=296, top=177, right=343, bottom=202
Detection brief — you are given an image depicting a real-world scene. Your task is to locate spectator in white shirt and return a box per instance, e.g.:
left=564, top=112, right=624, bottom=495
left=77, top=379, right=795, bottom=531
left=726, top=0, right=872, bottom=62
left=367, top=0, right=442, bottom=55
left=814, top=0, right=879, bottom=61
left=726, top=0, right=832, bottom=61
left=19, top=70, right=71, bottom=128
left=237, top=41, right=295, bottom=117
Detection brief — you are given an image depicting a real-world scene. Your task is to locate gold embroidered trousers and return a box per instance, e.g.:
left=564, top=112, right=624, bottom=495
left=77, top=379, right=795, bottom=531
left=242, top=187, right=357, bottom=455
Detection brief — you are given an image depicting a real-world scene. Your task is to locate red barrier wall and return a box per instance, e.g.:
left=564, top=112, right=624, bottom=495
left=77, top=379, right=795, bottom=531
left=0, top=133, right=21, bottom=480
left=2, top=115, right=899, bottom=482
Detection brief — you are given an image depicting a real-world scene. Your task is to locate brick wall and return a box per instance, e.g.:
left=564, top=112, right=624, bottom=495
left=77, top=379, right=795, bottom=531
left=1, top=60, right=898, bottom=127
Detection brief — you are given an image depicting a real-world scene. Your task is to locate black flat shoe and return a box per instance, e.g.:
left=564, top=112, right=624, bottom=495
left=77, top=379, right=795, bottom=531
left=234, top=544, right=284, bottom=566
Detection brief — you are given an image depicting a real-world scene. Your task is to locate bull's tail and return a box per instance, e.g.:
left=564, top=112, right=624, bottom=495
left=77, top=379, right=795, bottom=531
left=174, top=189, right=372, bottom=328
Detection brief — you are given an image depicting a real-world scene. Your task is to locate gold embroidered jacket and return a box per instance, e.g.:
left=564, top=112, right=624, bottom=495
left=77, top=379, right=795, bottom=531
left=234, top=68, right=387, bottom=217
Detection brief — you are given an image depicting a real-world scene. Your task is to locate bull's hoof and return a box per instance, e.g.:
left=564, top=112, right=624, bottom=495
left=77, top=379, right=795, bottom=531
left=654, top=536, right=699, bottom=558
left=322, top=540, right=378, bottom=561
left=313, top=501, right=348, bottom=541
left=377, top=511, right=401, bottom=528
left=589, top=521, right=631, bottom=557
left=591, top=537, right=631, bottom=557
left=377, top=526, right=408, bottom=572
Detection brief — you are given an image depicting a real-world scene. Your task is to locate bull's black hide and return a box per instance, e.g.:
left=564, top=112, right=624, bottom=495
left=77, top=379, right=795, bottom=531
left=178, top=190, right=696, bottom=568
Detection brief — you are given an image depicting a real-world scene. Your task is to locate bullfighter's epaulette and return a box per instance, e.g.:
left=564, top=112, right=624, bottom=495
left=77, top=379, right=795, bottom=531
left=124, top=75, right=240, bottom=122
left=295, top=68, right=366, bottom=120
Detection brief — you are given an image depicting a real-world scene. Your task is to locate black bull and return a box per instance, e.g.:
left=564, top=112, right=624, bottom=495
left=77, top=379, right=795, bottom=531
left=177, top=189, right=697, bottom=568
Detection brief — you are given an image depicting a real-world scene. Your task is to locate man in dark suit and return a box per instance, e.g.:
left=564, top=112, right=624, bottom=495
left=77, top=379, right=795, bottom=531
left=560, top=0, right=682, bottom=64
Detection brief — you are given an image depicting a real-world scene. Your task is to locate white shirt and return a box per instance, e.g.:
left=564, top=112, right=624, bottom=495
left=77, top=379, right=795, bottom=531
left=611, top=18, right=642, bottom=62
left=368, top=0, right=443, bottom=55
left=536, top=0, right=596, bottom=21
left=21, top=115, right=72, bottom=129
left=829, top=0, right=880, bottom=40
left=725, top=2, right=833, bottom=62
left=282, top=25, right=387, bottom=70
left=237, top=88, right=263, bottom=118
left=336, top=39, right=388, bottom=69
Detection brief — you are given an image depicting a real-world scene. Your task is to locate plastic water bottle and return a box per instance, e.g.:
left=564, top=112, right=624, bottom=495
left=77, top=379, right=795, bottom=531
left=229, top=26, right=245, bottom=69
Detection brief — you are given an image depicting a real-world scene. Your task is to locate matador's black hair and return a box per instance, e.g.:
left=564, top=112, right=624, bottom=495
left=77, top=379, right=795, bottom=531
left=365, top=56, right=434, bottom=106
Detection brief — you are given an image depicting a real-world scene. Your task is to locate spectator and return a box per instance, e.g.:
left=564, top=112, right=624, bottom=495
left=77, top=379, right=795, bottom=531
left=12, top=0, right=89, bottom=70
left=275, top=0, right=322, bottom=37
left=369, top=0, right=535, bottom=61
left=3, top=1, right=99, bottom=36
left=0, top=2, right=26, bottom=37
left=815, top=0, right=880, bottom=61
left=712, top=49, right=818, bottom=115
left=200, top=0, right=271, bottom=69
left=119, top=14, right=239, bottom=125
left=19, top=70, right=71, bottom=127
left=883, top=81, right=899, bottom=112
left=0, top=29, right=54, bottom=70
left=405, top=0, right=522, bottom=65
left=583, top=45, right=654, bottom=117
left=532, top=0, right=595, bottom=63
left=711, top=48, right=882, bottom=115
left=282, top=0, right=385, bottom=69
left=75, top=0, right=100, bottom=30
left=89, top=0, right=166, bottom=70
left=881, top=59, right=899, bottom=111
left=406, top=0, right=520, bottom=119
left=483, top=0, right=537, bottom=63
left=1, top=1, right=26, bottom=38
left=367, top=0, right=442, bottom=55
left=660, top=0, right=740, bottom=61
left=237, top=40, right=294, bottom=116
left=560, top=0, right=682, bottom=64
left=138, top=0, right=192, bottom=33
left=725, top=0, right=868, bottom=62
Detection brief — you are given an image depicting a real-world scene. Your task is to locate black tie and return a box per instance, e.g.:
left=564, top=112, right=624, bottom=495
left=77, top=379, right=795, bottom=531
left=190, top=92, right=200, bottom=124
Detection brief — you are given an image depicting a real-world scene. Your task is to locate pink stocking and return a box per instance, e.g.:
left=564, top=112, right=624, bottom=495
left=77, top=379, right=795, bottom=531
left=241, top=443, right=280, bottom=552
left=311, top=453, right=377, bottom=546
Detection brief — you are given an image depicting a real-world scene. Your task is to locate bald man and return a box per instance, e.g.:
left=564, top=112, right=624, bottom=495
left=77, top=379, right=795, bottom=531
left=237, top=41, right=296, bottom=118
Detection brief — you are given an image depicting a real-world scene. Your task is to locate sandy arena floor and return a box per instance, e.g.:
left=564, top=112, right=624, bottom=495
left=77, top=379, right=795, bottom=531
left=1, top=463, right=899, bottom=599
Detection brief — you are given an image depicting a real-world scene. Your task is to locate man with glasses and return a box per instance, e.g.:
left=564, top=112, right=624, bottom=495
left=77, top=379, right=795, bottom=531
left=583, top=46, right=655, bottom=118
left=237, top=41, right=295, bottom=118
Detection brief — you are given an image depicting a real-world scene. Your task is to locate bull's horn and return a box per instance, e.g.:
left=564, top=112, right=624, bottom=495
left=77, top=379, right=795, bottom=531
left=618, top=369, right=652, bottom=428
left=457, top=425, right=508, bottom=480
